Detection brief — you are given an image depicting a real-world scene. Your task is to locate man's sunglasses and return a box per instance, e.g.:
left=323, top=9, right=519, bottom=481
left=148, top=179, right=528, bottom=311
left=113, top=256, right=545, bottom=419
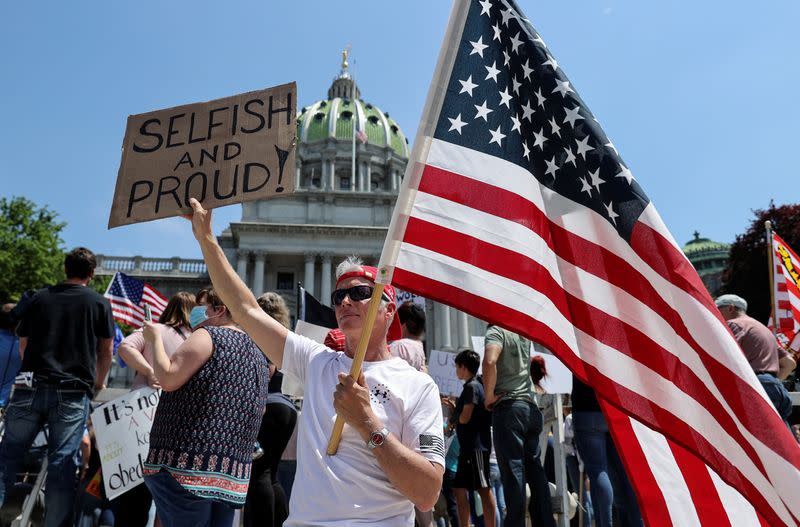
left=331, top=285, right=391, bottom=306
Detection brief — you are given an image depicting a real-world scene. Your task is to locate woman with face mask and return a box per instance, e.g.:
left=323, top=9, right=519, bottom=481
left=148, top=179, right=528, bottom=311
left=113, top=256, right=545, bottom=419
left=141, top=288, right=270, bottom=527
left=111, top=291, right=195, bottom=527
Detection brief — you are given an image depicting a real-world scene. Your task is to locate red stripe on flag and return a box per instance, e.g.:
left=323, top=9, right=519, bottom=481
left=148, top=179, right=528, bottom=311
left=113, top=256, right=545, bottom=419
left=602, top=405, right=674, bottom=527
left=668, top=438, right=731, bottom=526
left=390, top=266, right=792, bottom=527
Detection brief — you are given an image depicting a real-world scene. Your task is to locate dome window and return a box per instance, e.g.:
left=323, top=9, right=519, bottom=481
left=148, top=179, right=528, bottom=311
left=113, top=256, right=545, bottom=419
left=384, top=112, right=390, bottom=118
left=341, top=111, right=353, bottom=119
left=367, top=115, right=379, bottom=124
left=319, top=101, right=327, bottom=108
left=314, top=112, right=325, bottom=121
left=366, top=103, right=373, bottom=109
left=301, top=107, right=307, bottom=114
left=390, top=125, right=399, bottom=134
left=343, top=99, right=350, bottom=106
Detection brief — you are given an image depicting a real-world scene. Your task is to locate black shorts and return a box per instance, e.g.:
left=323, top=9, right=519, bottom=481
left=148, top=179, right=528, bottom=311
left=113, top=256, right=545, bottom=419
left=452, top=449, right=491, bottom=490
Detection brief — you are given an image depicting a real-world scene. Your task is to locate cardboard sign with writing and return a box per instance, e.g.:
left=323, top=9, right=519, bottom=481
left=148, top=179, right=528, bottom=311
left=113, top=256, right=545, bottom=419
left=109, top=82, right=296, bottom=228
left=91, top=387, right=161, bottom=499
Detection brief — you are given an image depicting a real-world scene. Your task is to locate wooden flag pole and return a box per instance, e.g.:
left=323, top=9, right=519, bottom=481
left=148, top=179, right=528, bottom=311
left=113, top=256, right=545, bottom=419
left=766, top=220, right=778, bottom=337
left=326, top=283, right=386, bottom=455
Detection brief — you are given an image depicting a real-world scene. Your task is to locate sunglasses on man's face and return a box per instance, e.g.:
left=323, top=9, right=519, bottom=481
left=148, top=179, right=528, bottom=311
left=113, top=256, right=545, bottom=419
left=331, top=285, right=374, bottom=306
left=331, top=285, right=391, bottom=306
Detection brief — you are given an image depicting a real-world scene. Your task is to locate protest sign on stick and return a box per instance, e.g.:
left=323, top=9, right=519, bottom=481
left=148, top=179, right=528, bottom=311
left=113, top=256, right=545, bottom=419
left=109, top=82, right=296, bottom=228
left=90, top=387, right=160, bottom=500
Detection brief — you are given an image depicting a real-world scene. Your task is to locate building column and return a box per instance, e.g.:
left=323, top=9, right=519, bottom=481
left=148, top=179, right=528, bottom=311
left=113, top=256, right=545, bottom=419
left=304, top=253, right=316, bottom=297
left=236, top=250, right=249, bottom=286
left=320, top=254, right=333, bottom=306
left=457, top=311, right=470, bottom=349
left=365, top=163, right=372, bottom=191
left=437, top=303, right=453, bottom=350
left=295, top=166, right=302, bottom=189
left=391, top=169, right=399, bottom=191
left=328, top=160, right=335, bottom=190
left=253, top=251, right=266, bottom=296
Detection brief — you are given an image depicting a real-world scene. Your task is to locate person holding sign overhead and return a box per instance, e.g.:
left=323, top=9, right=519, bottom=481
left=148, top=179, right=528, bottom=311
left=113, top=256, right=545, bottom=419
left=182, top=197, right=444, bottom=526
left=141, top=287, right=269, bottom=527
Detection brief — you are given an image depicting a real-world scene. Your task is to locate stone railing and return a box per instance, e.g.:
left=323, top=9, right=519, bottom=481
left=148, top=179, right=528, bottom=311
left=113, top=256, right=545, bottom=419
left=95, top=255, right=207, bottom=276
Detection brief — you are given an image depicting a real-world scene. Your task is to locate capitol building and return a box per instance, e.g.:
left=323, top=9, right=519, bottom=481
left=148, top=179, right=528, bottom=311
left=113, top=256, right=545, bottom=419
left=98, top=53, right=487, bottom=354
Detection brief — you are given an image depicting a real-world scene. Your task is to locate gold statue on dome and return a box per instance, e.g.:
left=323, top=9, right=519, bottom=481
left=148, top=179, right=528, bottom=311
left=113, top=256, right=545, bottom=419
left=341, top=48, right=349, bottom=71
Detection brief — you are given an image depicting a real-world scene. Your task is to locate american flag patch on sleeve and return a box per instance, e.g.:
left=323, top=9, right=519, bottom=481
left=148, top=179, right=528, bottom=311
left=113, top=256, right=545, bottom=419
left=419, top=433, right=445, bottom=458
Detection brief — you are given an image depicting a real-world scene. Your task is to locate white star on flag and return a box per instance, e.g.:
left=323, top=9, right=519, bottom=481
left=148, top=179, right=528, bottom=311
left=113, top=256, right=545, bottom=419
left=545, top=156, right=559, bottom=178
left=548, top=116, right=561, bottom=137
left=459, top=75, right=478, bottom=96
left=575, top=136, right=594, bottom=159
left=604, top=201, right=619, bottom=225
left=563, top=105, right=584, bottom=127
left=448, top=114, right=467, bottom=134
left=474, top=100, right=493, bottom=121
left=488, top=125, right=506, bottom=146
left=484, top=61, right=500, bottom=82
left=498, top=87, right=513, bottom=108
left=552, top=80, right=574, bottom=97
left=532, top=128, right=547, bottom=150
left=470, top=36, right=488, bottom=57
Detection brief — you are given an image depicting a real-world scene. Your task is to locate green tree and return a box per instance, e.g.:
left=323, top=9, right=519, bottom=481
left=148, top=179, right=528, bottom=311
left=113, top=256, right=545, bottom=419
left=0, top=197, right=66, bottom=301
left=721, top=202, right=800, bottom=324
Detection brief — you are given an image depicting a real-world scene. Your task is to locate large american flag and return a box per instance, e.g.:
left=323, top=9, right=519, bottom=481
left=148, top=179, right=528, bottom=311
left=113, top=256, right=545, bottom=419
left=376, top=0, right=800, bottom=524
left=104, top=271, right=168, bottom=328
left=772, top=232, right=800, bottom=351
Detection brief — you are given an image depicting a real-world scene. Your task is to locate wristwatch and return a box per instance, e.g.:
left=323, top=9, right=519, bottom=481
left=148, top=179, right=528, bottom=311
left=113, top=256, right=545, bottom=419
left=367, top=427, right=390, bottom=449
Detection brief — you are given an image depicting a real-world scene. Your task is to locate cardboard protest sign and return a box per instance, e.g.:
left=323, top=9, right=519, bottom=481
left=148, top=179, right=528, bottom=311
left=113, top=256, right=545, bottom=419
left=90, top=387, right=160, bottom=500
left=109, top=82, right=296, bottom=228
left=428, top=350, right=463, bottom=397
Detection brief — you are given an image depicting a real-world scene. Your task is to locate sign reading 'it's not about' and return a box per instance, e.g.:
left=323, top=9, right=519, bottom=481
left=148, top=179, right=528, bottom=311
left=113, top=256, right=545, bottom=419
left=108, top=82, right=296, bottom=228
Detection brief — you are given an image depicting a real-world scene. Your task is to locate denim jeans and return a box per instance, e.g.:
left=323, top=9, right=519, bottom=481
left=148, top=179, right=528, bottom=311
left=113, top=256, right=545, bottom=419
left=491, top=399, right=555, bottom=527
left=572, top=411, right=642, bottom=527
left=757, top=374, right=792, bottom=430
left=489, top=460, right=505, bottom=526
left=145, top=469, right=235, bottom=527
left=0, top=385, right=89, bottom=527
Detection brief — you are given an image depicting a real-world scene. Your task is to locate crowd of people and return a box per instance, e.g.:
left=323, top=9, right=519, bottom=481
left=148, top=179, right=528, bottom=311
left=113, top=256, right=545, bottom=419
left=0, top=197, right=797, bottom=527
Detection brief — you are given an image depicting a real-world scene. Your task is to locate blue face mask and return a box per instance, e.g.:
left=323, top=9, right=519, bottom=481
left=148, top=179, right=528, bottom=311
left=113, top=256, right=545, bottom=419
left=189, top=306, right=209, bottom=329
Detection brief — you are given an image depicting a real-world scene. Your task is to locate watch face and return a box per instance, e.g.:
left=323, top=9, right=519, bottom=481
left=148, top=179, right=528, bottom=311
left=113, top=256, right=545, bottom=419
left=370, top=432, right=385, bottom=446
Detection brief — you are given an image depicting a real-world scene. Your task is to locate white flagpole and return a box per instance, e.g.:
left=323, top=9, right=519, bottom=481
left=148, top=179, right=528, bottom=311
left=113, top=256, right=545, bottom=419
left=766, top=220, right=778, bottom=337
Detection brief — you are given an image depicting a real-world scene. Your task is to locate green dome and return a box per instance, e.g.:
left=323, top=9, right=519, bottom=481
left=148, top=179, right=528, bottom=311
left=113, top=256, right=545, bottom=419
left=682, top=231, right=730, bottom=256
left=295, top=57, right=410, bottom=159
left=297, top=98, right=409, bottom=158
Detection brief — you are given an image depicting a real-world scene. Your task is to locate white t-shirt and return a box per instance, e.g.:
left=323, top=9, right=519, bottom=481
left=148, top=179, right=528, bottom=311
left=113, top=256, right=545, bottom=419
left=282, top=332, right=445, bottom=526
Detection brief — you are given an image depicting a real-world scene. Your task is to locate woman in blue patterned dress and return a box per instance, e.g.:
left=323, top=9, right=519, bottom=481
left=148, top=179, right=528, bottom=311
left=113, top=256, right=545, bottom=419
left=141, top=287, right=269, bottom=527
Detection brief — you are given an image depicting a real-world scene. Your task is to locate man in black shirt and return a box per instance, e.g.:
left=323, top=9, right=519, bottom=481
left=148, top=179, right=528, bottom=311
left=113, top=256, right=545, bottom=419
left=450, top=349, right=496, bottom=527
left=0, top=247, right=114, bottom=527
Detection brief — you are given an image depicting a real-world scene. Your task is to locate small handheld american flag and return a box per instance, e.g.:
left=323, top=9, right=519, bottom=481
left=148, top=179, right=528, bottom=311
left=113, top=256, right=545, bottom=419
left=104, top=272, right=168, bottom=328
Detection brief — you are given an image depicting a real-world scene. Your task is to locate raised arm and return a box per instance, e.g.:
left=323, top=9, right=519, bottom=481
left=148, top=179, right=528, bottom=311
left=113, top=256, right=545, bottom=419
left=186, top=198, right=289, bottom=367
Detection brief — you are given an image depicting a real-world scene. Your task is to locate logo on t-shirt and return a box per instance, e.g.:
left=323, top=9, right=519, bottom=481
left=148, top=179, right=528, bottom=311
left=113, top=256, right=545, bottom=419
left=370, top=383, right=392, bottom=404
left=419, top=434, right=444, bottom=458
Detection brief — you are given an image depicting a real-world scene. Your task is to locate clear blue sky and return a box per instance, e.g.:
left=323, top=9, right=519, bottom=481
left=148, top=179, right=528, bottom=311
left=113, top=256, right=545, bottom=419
left=2, top=1, right=798, bottom=259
